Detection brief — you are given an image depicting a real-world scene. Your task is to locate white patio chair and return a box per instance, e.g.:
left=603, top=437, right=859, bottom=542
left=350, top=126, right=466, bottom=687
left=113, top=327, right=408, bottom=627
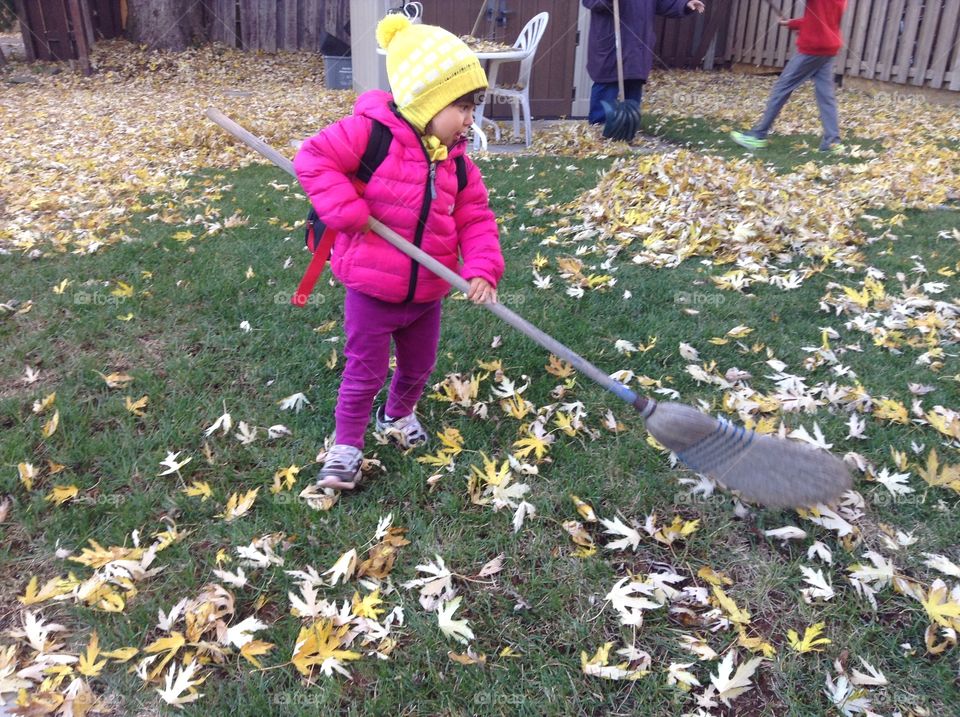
left=480, top=12, right=549, bottom=147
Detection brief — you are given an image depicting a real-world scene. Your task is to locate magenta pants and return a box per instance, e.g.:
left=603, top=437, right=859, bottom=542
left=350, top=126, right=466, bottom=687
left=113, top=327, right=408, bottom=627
left=334, top=288, right=442, bottom=448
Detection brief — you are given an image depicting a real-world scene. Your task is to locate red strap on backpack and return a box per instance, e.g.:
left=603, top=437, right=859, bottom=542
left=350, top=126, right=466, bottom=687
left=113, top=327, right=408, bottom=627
left=291, top=224, right=337, bottom=307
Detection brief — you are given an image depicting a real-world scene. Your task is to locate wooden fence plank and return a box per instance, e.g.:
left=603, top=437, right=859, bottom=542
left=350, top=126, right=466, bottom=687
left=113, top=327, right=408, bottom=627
left=876, top=0, right=904, bottom=81
left=261, top=0, right=277, bottom=52
left=301, top=0, right=321, bottom=53
left=834, top=0, right=857, bottom=74
left=861, top=0, right=888, bottom=79
left=755, top=0, right=772, bottom=65
left=281, top=0, right=298, bottom=50
left=735, top=0, right=753, bottom=63
left=894, top=0, right=922, bottom=83
left=239, top=0, right=256, bottom=50
left=951, top=26, right=960, bottom=90
left=742, top=0, right=760, bottom=64
left=844, top=0, right=871, bottom=77
left=911, top=0, right=942, bottom=85
left=774, top=0, right=793, bottom=66
left=213, top=0, right=238, bottom=46
left=929, top=0, right=960, bottom=88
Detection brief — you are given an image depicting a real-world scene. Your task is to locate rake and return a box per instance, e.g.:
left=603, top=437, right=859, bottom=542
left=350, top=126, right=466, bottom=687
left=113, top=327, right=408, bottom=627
left=204, top=108, right=852, bottom=509
left=601, top=0, right=641, bottom=142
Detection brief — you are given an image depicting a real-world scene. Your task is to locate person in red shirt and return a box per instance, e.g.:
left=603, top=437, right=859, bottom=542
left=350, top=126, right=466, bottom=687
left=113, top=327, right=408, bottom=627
left=730, top=0, right=847, bottom=152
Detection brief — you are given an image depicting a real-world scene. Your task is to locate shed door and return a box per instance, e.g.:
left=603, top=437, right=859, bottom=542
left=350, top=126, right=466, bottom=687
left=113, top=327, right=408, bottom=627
left=421, top=0, right=580, bottom=118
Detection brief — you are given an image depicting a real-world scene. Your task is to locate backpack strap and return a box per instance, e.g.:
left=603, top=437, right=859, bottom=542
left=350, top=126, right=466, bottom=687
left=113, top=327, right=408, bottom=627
left=455, top=155, right=468, bottom=193
left=357, top=119, right=392, bottom=183
left=294, top=119, right=394, bottom=308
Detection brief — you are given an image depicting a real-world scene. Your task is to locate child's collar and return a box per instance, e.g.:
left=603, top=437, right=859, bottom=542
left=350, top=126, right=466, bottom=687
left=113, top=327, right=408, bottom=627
left=421, top=134, right=448, bottom=162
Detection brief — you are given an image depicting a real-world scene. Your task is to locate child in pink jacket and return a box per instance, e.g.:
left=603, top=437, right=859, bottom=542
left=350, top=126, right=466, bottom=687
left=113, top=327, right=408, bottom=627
left=294, top=14, right=504, bottom=490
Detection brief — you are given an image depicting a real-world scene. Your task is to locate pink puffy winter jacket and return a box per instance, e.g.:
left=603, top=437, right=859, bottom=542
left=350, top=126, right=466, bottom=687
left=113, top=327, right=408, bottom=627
left=293, top=90, right=504, bottom=304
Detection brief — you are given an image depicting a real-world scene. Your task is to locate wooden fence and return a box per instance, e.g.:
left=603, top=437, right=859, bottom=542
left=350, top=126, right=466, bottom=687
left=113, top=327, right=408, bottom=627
left=208, top=0, right=350, bottom=53
left=725, top=0, right=960, bottom=91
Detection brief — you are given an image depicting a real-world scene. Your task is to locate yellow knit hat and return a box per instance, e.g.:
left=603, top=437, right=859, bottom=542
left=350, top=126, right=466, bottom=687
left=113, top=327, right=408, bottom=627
left=376, top=14, right=488, bottom=133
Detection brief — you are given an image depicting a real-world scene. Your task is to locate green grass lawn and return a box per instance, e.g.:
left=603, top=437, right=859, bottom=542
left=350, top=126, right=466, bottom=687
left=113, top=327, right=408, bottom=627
left=2, top=151, right=959, bottom=716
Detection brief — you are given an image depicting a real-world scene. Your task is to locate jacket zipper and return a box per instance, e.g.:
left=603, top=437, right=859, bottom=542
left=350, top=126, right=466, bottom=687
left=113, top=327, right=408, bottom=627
left=390, top=106, right=435, bottom=304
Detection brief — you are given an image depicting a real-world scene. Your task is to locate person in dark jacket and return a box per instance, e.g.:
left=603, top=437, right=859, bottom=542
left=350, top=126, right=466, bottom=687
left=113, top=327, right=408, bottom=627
left=583, top=0, right=705, bottom=124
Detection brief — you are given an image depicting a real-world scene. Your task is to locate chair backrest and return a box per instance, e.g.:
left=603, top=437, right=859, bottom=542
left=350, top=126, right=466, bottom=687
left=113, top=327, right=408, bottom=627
left=511, top=12, right=549, bottom=89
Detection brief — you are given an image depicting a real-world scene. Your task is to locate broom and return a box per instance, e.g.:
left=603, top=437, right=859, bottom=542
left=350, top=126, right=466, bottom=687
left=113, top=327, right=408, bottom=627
left=601, top=0, right=641, bottom=142
left=204, top=108, right=852, bottom=509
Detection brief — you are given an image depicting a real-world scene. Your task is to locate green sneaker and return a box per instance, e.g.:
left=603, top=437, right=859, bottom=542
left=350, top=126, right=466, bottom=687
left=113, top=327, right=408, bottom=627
left=729, top=130, right=767, bottom=150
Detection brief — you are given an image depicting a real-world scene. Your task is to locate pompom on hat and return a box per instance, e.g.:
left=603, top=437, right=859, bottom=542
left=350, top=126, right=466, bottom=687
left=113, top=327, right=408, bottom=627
left=376, top=14, right=488, bottom=133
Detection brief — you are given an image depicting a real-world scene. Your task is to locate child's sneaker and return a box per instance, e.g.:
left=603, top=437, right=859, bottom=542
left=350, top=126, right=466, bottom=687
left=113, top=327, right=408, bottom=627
left=729, top=130, right=768, bottom=150
left=819, top=142, right=846, bottom=153
left=375, top=405, right=427, bottom=449
left=315, top=444, right=363, bottom=490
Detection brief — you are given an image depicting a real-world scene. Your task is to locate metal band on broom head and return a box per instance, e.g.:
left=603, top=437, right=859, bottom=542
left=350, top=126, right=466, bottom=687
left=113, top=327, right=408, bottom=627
left=204, top=108, right=854, bottom=509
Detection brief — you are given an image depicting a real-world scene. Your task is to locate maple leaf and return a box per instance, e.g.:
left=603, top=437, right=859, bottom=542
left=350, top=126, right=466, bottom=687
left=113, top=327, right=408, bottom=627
left=600, top=516, right=642, bottom=551
left=45, top=484, right=79, bottom=506
left=668, top=661, right=702, bottom=689
left=223, top=615, right=267, bottom=648
left=922, top=553, right=960, bottom=579
left=711, top=586, right=751, bottom=626
left=158, top=451, right=192, bottom=477
left=96, top=371, right=134, bottom=389
left=18, top=462, right=37, bottom=490
left=234, top=420, right=257, bottom=444
left=271, top=464, right=300, bottom=493
left=143, top=631, right=186, bottom=680
left=156, top=659, right=205, bottom=708
left=921, top=579, right=960, bottom=629
left=763, top=526, right=807, bottom=542
left=77, top=631, right=108, bottom=677
left=291, top=619, right=361, bottom=678
left=710, top=651, right=763, bottom=706
left=545, top=354, right=575, bottom=378
left=32, top=391, right=56, bottom=414
left=476, top=554, right=505, bottom=578
left=203, top=410, right=232, bottom=437
left=323, top=549, right=357, bottom=586
left=788, top=622, right=832, bottom=653
left=239, top=639, right=275, bottom=668
left=124, top=395, right=149, bottom=416
left=606, top=577, right=662, bottom=626
left=512, top=434, right=551, bottom=461
left=182, top=481, right=213, bottom=501
left=580, top=642, right=647, bottom=681
left=437, top=596, right=474, bottom=644
left=289, top=581, right=326, bottom=619
left=278, top=392, right=310, bottom=413
left=799, top=567, right=835, bottom=602
left=570, top=494, right=597, bottom=522
left=42, top=409, right=60, bottom=437
left=351, top=589, right=385, bottom=620
left=220, top=488, right=258, bottom=521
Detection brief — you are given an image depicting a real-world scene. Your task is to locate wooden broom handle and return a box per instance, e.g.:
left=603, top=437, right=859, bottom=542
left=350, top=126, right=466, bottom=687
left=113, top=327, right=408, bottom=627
left=612, top=0, right=626, bottom=103
left=203, top=108, right=648, bottom=411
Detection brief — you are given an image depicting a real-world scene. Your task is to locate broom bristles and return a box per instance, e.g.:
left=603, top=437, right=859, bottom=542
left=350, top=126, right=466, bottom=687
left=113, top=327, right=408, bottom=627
left=646, top=402, right=852, bottom=508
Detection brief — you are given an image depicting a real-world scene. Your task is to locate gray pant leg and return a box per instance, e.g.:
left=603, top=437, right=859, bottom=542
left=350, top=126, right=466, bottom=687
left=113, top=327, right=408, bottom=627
left=812, top=58, right=840, bottom=149
left=750, top=53, right=830, bottom=139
